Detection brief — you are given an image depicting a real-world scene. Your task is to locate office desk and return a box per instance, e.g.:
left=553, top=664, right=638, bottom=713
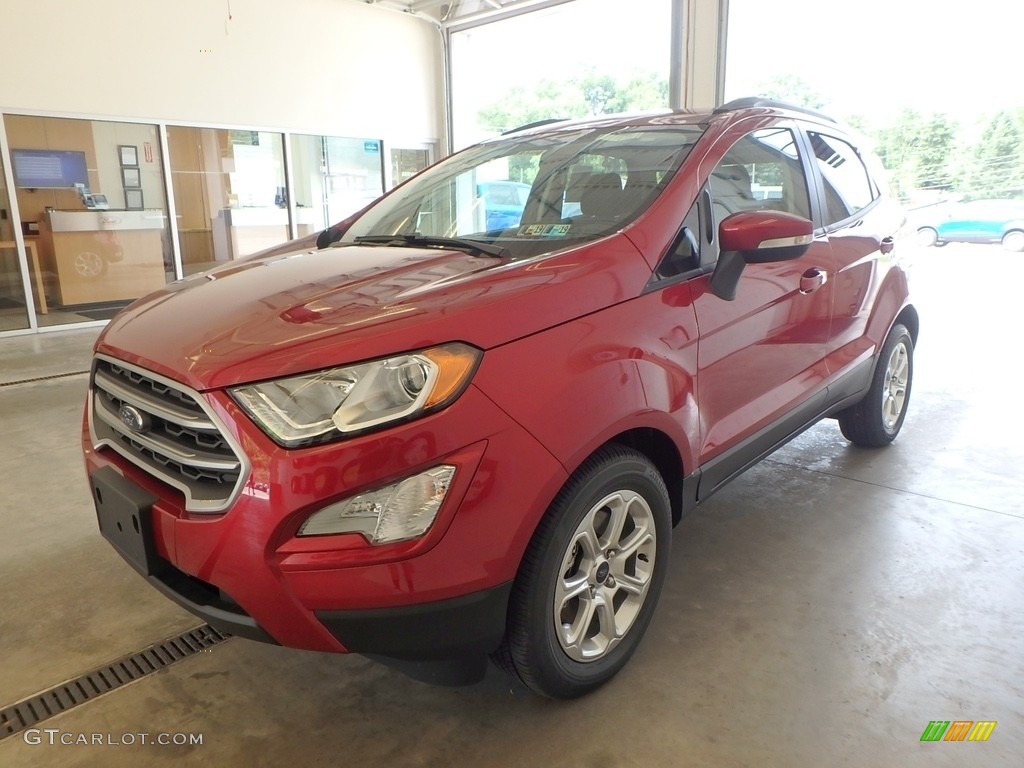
left=40, top=210, right=166, bottom=306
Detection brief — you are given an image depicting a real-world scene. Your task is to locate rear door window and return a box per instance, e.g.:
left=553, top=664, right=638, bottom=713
left=807, top=131, right=877, bottom=226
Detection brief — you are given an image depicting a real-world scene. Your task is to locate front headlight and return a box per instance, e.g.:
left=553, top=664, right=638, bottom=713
left=230, top=343, right=480, bottom=447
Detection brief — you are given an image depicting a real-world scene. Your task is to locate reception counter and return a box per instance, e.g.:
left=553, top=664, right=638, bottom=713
left=39, top=210, right=167, bottom=306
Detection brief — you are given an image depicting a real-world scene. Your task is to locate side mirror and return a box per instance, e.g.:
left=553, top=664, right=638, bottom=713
left=315, top=200, right=379, bottom=249
left=710, top=210, right=814, bottom=300
left=316, top=226, right=341, bottom=249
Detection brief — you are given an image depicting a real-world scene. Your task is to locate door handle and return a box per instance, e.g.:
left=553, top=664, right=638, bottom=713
left=800, top=268, right=827, bottom=294
left=880, top=236, right=895, bottom=254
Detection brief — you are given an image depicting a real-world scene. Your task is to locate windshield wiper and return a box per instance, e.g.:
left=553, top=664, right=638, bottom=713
left=354, top=234, right=510, bottom=259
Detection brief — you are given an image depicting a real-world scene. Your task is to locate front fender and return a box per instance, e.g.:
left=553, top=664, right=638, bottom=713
left=473, top=298, right=698, bottom=481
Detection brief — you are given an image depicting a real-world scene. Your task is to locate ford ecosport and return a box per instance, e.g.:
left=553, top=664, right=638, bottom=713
left=83, top=99, right=917, bottom=698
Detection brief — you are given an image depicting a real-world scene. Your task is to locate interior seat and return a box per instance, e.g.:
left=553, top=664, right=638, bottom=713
left=578, top=172, right=625, bottom=220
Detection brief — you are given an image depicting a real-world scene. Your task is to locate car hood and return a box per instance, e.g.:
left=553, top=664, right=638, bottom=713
left=96, top=239, right=649, bottom=390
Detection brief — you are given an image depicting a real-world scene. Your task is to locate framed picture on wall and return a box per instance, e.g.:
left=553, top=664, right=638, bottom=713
left=121, top=167, right=141, bottom=188
left=125, top=189, right=144, bottom=210
left=119, top=145, right=138, bottom=167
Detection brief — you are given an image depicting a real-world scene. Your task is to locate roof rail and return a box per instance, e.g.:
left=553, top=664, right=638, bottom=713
left=502, top=118, right=568, bottom=135
left=713, top=97, right=836, bottom=123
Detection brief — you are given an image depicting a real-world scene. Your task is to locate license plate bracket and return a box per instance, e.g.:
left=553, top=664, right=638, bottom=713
left=90, top=466, right=162, bottom=577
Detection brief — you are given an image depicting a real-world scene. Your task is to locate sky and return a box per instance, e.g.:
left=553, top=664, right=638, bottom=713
left=725, top=0, right=1024, bottom=127
left=451, top=0, right=1024, bottom=145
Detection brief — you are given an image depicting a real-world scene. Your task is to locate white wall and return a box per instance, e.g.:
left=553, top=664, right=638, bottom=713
left=0, top=0, right=443, bottom=145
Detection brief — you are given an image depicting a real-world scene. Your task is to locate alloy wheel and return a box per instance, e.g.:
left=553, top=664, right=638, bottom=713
left=882, top=341, right=910, bottom=431
left=553, top=490, right=656, bottom=662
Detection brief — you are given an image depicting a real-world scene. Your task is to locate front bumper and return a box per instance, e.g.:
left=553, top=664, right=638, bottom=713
left=83, top=378, right=568, bottom=661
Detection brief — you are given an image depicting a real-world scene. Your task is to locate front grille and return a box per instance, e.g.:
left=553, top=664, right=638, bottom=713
left=89, top=356, right=248, bottom=513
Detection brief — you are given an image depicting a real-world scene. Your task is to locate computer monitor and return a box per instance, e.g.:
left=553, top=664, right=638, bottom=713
left=11, top=149, right=89, bottom=189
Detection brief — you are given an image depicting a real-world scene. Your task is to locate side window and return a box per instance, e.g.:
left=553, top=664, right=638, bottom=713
left=655, top=199, right=702, bottom=279
left=651, top=127, right=812, bottom=280
left=807, top=131, right=877, bottom=226
left=708, top=128, right=812, bottom=233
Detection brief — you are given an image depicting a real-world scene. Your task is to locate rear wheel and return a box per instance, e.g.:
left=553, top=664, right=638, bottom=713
left=494, top=445, right=671, bottom=698
left=1002, top=230, right=1024, bottom=252
left=838, top=323, right=913, bottom=446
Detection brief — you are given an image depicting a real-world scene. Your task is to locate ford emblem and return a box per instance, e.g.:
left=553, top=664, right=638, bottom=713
left=118, top=404, right=150, bottom=433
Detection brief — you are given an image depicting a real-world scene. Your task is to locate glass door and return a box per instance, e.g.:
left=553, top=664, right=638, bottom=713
left=0, top=149, right=32, bottom=332
left=167, top=127, right=287, bottom=276
left=289, top=134, right=385, bottom=234
left=391, top=147, right=432, bottom=187
left=4, top=114, right=172, bottom=327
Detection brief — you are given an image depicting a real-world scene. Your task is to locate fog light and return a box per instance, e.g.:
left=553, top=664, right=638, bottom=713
left=297, top=466, right=455, bottom=544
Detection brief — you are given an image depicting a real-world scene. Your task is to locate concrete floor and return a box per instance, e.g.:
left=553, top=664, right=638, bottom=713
left=1, top=245, right=1021, bottom=767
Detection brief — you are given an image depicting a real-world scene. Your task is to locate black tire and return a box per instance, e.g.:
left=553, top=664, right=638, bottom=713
left=1002, top=230, right=1024, bottom=252
left=493, top=444, right=671, bottom=698
left=838, top=323, right=913, bottom=447
left=916, top=227, right=937, bottom=248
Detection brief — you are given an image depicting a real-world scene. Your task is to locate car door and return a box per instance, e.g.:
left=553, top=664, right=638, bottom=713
left=937, top=202, right=988, bottom=242
left=801, top=127, right=905, bottom=378
left=685, top=126, right=834, bottom=496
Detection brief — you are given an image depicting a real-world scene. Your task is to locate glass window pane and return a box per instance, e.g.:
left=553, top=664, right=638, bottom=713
left=0, top=152, right=31, bottom=331
left=343, top=125, right=701, bottom=260
left=450, top=0, right=672, bottom=149
left=807, top=131, right=875, bottom=225
left=167, top=127, right=286, bottom=275
left=710, top=128, right=812, bottom=231
left=5, top=114, right=171, bottom=326
left=391, top=148, right=431, bottom=186
left=289, top=134, right=384, bottom=234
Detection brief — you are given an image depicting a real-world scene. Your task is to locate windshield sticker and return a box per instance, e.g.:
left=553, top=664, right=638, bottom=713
left=517, top=224, right=572, bottom=237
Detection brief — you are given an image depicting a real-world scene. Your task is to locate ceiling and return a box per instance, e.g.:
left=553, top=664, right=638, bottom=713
left=359, top=0, right=572, bottom=26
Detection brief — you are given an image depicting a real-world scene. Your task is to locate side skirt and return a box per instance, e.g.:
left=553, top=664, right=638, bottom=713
left=686, top=357, right=875, bottom=509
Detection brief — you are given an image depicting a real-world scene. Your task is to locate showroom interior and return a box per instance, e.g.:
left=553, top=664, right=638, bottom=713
left=1, top=0, right=1021, bottom=765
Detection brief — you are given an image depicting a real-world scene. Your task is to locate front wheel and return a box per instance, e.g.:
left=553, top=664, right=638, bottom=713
left=916, top=227, right=938, bottom=248
left=1002, top=230, right=1024, bottom=252
left=494, top=445, right=671, bottom=698
left=837, top=323, right=914, bottom=446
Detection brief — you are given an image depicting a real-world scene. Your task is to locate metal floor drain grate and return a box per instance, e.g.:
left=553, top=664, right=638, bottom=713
left=0, top=625, right=229, bottom=741
left=0, top=370, right=89, bottom=388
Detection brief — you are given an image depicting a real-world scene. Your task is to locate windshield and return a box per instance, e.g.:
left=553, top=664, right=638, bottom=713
left=341, top=124, right=704, bottom=260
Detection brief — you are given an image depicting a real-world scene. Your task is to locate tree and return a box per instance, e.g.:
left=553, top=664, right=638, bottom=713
left=916, top=114, right=958, bottom=193
left=476, top=69, right=669, bottom=134
left=873, top=110, right=959, bottom=201
left=962, top=111, right=1024, bottom=199
left=751, top=74, right=826, bottom=111
left=477, top=81, right=590, bottom=135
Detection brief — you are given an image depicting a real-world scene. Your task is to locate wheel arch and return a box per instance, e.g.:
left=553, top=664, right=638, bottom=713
left=505, top=424, right=689, bottom=594
left=1002, top=228, right=1024, bottom=250
left=894, top=304, right=920, bottom=346
left=578, top=427, right=686, bottom=526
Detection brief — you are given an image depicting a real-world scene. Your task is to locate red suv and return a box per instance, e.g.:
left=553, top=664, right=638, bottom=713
left=83, top=99, right=917, bottom=698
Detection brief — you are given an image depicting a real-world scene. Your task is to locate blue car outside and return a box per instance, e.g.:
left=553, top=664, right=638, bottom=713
left=477, top=181, right=531, bottom=230
left=917, top=199, right=1024, bottom=251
